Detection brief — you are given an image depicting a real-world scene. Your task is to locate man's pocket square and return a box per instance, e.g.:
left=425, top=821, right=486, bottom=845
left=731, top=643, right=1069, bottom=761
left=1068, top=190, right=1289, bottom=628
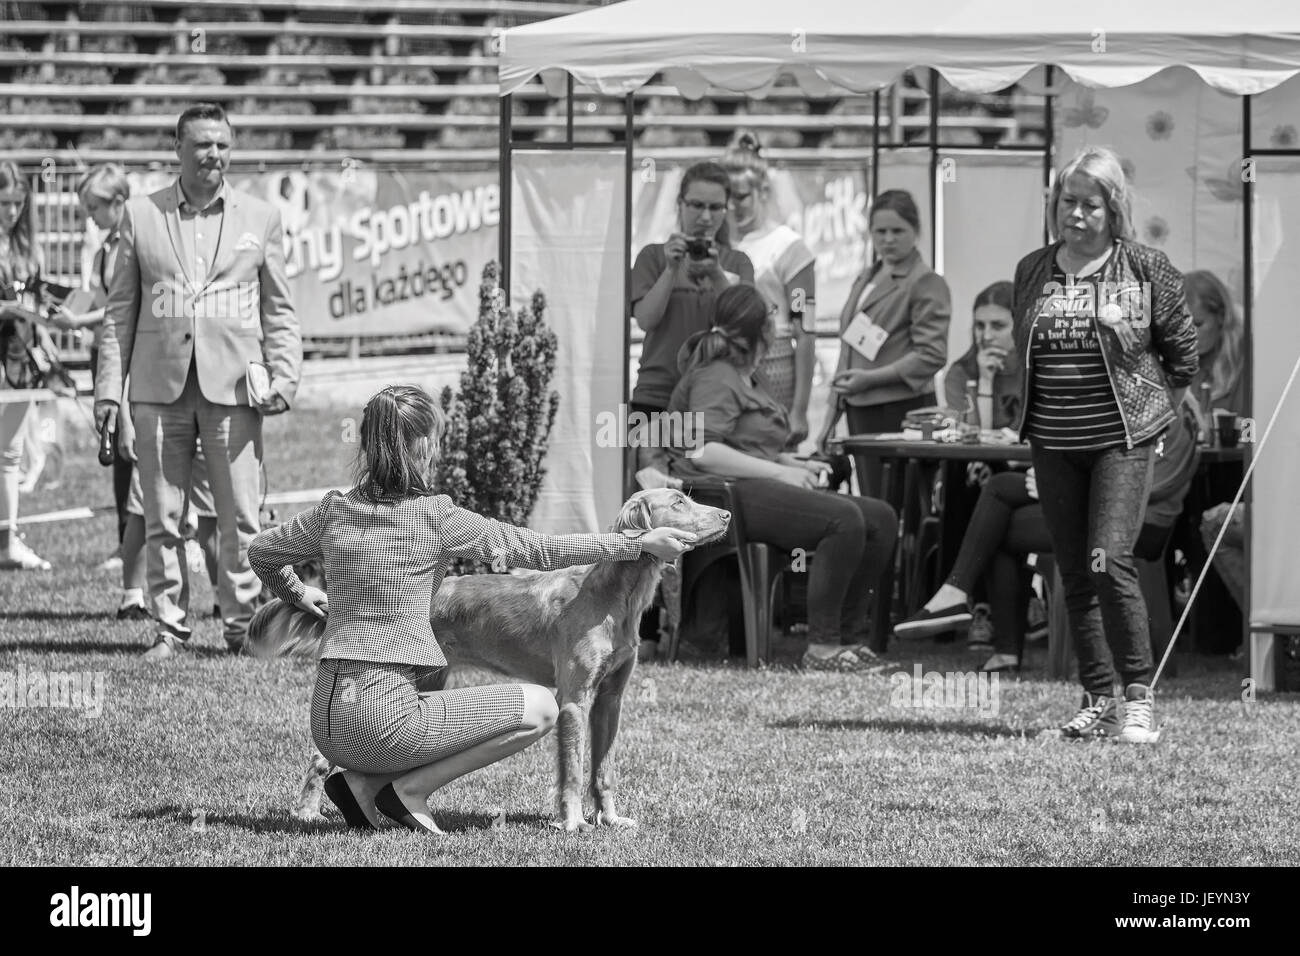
left=234, top=232, right=262, bottom=251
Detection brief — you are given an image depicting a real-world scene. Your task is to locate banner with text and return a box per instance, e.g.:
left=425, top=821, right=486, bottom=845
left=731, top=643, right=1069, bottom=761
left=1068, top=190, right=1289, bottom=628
left=220, top=169, right=499, bottom=337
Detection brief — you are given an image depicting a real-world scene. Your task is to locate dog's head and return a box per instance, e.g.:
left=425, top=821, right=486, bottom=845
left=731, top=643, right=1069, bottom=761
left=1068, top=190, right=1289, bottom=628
left=295, top=557, right=326, bottom=590
left=610, top=488, right=730, bottom=548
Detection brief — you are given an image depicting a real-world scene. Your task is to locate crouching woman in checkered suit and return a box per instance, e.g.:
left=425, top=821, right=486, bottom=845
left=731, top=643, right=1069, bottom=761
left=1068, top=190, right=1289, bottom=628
left=249, top=384, right=696, bottom=834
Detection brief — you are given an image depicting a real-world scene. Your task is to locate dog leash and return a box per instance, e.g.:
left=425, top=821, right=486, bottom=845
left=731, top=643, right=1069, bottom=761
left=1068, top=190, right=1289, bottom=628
left=1150, top=352, right=1300, bottom=691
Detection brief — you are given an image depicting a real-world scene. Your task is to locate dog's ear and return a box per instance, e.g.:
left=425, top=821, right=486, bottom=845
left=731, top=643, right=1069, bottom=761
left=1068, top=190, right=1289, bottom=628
left=612, top=494, right=655, bottom=537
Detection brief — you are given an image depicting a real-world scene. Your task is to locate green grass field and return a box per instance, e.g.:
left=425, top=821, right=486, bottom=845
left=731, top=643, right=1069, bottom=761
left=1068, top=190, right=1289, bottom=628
left=2, top=404, right=1297, bottom=866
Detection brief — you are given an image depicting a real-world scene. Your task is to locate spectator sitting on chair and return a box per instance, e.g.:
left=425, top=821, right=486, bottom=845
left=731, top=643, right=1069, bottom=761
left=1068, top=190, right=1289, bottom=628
left=1183, top=270, right=1246, bottom=421
left=665, top=283, right=899, bottom=672
left=93, top=102, right=303, bottom=660
left=942, top=281, right=1022, bottom=430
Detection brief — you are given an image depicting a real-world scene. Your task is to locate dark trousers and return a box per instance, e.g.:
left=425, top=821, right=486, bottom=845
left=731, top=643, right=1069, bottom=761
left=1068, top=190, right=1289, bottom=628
left=946, top=470, right=1167, bottom=660
left=90, top=345, right=133, bottom=545
left=730, top=478, right=898, bottom=645
left=846, top=394, right=932, bottom=498
left=1031, top=440, right=1155, bottom=695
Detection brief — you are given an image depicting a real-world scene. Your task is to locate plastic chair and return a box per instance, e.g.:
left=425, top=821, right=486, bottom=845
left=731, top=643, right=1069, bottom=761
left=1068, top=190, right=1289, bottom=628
left=669, top=477, right=786, bottom=667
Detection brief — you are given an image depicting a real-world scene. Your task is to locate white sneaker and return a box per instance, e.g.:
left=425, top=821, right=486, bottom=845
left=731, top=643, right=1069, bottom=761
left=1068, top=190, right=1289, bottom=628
left=1118, top=683, right=1161, bottom=744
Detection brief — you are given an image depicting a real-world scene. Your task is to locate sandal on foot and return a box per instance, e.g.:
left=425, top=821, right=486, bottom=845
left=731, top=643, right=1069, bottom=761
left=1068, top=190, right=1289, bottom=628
left=324, top=773, right=375, bottom=830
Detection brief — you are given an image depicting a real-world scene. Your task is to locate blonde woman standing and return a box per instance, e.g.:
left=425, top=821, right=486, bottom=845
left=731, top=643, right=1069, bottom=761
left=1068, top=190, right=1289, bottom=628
left=720, top=132, right=817, bottom=446
left=1011, top=146, right=1198, bottom=743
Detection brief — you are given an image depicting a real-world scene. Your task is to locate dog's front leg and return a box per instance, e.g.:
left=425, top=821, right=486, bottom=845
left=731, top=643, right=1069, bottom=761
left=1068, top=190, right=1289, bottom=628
left=290, top=751, right=333, bottom=824
left=554, top=688, right=595, bottom=833
left=590, top=658, right=638, bottom=829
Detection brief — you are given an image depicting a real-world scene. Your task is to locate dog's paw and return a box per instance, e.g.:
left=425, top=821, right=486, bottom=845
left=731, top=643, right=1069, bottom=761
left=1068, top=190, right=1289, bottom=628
left=550, top=817, right=594, bottom=833
left=596, top=811, right=638, bottom=829
left=290, top=806, right=327, bottom=825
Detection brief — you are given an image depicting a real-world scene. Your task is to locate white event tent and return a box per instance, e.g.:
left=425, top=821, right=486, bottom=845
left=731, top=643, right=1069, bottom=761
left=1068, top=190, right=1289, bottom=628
left=497, top=0, right=1300, bottom=687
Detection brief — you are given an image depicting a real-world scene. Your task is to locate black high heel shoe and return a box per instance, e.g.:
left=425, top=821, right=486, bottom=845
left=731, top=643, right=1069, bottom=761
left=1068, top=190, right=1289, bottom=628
left=375, top=783, right=441, bottom=834
left=324, top=773, right=375, bottom=830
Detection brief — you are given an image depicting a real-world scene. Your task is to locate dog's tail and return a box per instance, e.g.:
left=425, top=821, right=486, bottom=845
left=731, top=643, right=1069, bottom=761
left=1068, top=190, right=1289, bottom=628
left=244, top=598, right=328, bottom=659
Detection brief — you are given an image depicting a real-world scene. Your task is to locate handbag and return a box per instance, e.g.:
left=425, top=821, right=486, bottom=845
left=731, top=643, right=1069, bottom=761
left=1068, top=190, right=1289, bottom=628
left=1, top=317, right=76, bottom=395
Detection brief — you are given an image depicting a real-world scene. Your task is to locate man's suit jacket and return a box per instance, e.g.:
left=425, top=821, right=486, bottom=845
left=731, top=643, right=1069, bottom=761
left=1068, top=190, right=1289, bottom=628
left=95, top=181, right=301, bottom=409
left=837, top=247, right=951, bottom=408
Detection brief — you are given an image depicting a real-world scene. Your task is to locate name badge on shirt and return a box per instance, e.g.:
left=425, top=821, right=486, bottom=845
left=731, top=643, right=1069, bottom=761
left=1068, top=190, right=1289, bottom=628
left=843, top=311, right=889, bottom=361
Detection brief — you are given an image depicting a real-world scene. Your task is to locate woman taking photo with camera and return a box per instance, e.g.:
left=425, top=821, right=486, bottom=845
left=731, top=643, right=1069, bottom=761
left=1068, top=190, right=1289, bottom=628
left=820, top=189, right=951, bottom=496
left=1012, top=146, right=1198, bottom=744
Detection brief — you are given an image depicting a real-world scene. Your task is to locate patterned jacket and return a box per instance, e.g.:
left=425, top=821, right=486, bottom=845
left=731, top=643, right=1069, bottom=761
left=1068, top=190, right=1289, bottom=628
left=1010, top=239, right=1200, bottom=448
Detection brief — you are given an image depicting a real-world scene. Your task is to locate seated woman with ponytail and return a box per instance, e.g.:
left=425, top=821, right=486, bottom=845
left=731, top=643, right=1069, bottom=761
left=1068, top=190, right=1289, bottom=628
left=665, top=284, right=899, bottom=672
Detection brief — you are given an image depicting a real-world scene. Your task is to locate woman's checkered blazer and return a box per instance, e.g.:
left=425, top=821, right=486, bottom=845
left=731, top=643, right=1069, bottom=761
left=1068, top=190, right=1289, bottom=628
left=248, top=489, right=643, bottom=668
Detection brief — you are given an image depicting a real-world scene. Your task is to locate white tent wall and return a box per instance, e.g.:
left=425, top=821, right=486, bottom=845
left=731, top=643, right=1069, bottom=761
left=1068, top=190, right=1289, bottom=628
left=1054, top=70, right=1242, bottom=295
left=510, top=150, right=629, bottom=535
left=939, top=152, right=1045, bottom=374
left=1250, top=158, right=1300, bottom=637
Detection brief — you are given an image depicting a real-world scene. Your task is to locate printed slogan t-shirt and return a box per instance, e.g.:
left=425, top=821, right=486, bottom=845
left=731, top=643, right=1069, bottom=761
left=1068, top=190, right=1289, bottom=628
left=1026, top=261, right=1127, bottom=450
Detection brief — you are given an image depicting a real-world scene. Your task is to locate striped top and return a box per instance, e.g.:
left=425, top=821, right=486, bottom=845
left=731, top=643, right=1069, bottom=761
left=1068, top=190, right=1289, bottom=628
left=1026, top=263, right=1126, bottom=450
left=248, top=488, right=644, bottom=668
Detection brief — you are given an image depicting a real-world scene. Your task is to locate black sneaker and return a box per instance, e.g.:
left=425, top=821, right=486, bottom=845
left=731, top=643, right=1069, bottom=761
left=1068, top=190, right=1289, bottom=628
left=1060, top=691, right=1120, bottom=739
left=893, top=601, right=972, bottom=639
left=116, top=603, right=151, bottom=621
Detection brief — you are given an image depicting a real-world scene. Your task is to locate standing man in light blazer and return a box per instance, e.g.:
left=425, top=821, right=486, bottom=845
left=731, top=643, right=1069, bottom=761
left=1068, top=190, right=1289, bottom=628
left=94, top=103, right=302, bottom=660
left=818, top=190, right=952, bottom=497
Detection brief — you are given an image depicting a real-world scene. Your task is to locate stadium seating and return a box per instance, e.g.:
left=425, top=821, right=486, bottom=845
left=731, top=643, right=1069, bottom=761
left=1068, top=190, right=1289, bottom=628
left=0, top=0, right=1043, bottom=162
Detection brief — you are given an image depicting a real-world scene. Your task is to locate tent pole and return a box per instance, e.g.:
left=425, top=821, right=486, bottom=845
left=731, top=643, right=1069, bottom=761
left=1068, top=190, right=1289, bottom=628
left=1043, top=65, right=1055, bottom=246
left=928, top=69, right=939, bottom=263
left=624, top=91, right=634, bottom=497
left=871, top=90, right=881, bottom=200
left=1241, top=93, right=1254, bottom=675
left=499, top=92, right=513, bottom=302
left=566, top=73, right=575, bottom=145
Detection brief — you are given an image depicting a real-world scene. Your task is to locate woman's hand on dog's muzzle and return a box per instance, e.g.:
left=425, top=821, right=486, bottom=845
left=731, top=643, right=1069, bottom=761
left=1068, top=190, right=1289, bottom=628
left=640, top=528, right=698, bottom=563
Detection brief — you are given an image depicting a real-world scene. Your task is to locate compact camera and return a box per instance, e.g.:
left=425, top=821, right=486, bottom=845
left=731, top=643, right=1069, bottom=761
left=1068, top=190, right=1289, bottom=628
left=685, top=237, right=712, bottom=260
